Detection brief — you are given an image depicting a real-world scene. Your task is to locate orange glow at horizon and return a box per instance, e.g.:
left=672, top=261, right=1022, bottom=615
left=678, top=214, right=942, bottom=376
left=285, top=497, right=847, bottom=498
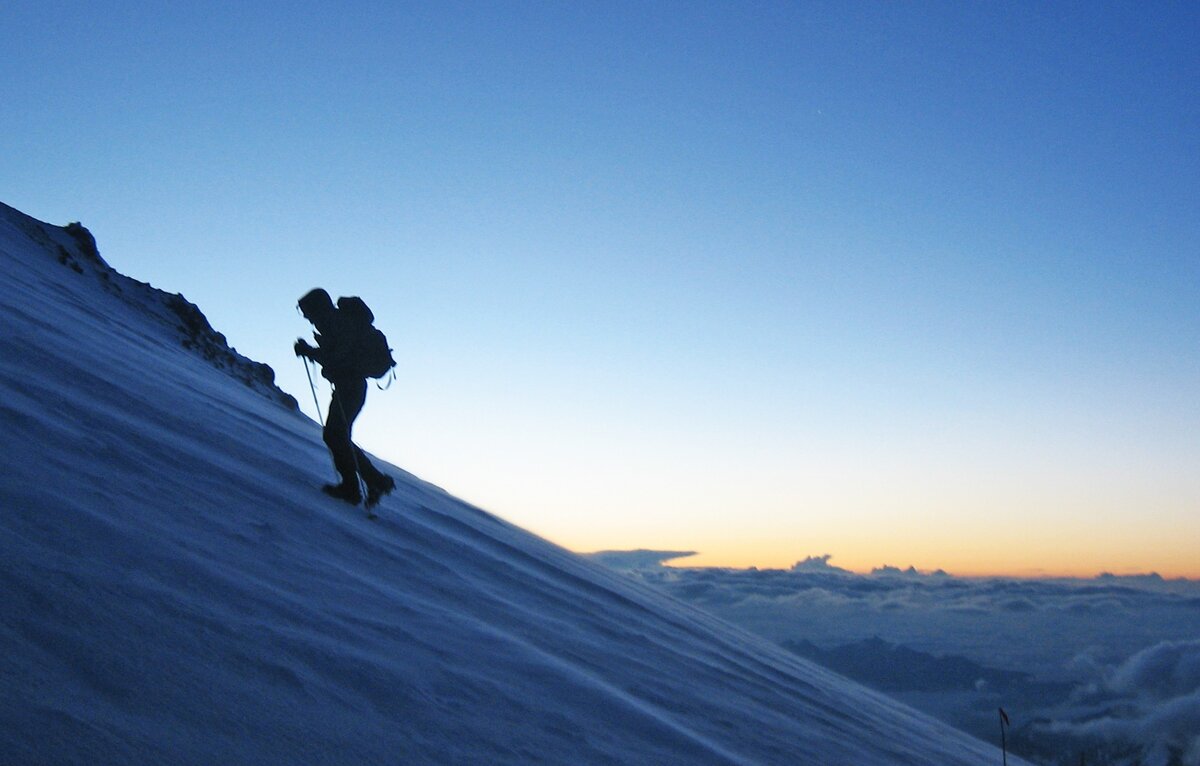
left=662, top=550, right=1200, bottom=580
left=388, top=422, right=1200, bottom=585
left=549, top=517, right=1200, bottom=580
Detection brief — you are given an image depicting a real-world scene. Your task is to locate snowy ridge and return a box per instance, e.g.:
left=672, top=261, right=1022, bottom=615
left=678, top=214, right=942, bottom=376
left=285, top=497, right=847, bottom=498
left=0, top=201, right=296, bottom=411
left=0, top=202, right=1026, bottom=765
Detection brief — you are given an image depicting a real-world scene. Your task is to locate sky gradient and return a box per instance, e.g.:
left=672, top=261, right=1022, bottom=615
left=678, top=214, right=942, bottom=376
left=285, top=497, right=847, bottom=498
left=3, top=1, right=1197, bottom=576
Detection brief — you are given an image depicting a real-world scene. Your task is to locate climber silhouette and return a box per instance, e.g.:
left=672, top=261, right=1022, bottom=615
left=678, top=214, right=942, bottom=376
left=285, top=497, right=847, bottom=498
left=294, top=288, right=395, bottom=508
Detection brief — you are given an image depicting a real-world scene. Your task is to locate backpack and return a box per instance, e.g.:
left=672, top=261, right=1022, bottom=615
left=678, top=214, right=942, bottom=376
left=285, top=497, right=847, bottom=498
left=337, top=296, right=396, bottom=380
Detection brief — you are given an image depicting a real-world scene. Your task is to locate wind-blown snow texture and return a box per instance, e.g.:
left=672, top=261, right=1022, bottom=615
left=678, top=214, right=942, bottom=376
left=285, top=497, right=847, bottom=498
left=0, top=202, right=1027, bottom=765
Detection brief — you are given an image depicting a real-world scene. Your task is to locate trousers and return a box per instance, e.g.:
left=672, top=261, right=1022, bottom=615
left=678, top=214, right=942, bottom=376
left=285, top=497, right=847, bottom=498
left=324, top=379, right=386, bottom=489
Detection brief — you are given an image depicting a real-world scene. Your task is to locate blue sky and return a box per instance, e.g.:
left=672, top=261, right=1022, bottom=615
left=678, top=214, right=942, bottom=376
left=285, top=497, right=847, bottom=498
left=3, top=1, right=1198, bottom=574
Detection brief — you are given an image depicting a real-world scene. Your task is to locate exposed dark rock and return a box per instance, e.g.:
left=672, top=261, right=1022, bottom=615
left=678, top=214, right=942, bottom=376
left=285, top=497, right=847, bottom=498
left=65, top=221, right=104, bottom=266
left=56, top=244, right=84, bottom=273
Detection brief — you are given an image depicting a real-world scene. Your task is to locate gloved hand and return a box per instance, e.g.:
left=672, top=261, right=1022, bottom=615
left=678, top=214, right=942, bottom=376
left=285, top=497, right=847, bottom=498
left=294, top=338, right=314, bottom=358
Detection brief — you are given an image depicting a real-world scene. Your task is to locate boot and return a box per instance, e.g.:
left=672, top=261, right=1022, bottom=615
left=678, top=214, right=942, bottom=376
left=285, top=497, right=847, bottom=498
left=365, top=475, right=396, bottom=509
left=322, top=481, right=362, bottom=505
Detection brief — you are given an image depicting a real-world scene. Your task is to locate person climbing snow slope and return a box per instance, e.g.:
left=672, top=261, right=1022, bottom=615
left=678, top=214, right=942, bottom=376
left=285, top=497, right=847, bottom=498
left=294, top=288, right=396, bottom=508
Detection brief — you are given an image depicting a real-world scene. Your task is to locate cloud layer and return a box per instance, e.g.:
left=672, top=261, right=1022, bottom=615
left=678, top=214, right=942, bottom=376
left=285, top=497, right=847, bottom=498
left=606, top=554, right=1200, bottom=677
left=589, top=552, right=1200, bottom=765
left=1047, top=640, right=1200, bottom=766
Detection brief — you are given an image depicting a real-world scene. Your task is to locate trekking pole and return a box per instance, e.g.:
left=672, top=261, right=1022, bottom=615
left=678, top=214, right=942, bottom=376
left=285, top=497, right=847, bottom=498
left=999, top=708, right=1009, bottom=766
left=302, top=357, right=323, bottom=423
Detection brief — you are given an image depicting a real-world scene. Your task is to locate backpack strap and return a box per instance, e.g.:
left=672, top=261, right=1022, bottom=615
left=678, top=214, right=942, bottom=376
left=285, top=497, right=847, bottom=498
left=375, top=367, right=397, bottom=391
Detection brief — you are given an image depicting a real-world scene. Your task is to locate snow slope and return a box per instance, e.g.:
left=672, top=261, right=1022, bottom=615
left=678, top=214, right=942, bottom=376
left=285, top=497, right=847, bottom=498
left=0, top=202, right=1027, bottom=765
